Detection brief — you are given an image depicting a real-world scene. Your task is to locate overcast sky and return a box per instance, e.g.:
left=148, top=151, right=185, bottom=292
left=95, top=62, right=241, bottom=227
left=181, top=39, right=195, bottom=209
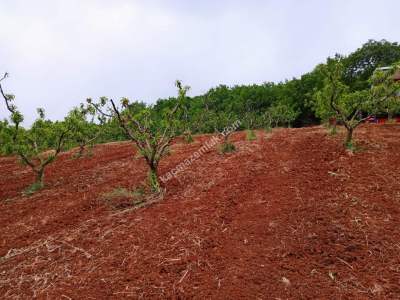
left=0, top=0, right=399, bottom=125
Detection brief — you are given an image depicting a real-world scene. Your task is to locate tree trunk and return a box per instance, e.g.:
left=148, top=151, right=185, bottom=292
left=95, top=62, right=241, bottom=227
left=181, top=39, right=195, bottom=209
left=35, top=168, right=44, bottom=187
left=345, top=127, right=354, bottom=146
left=388, top=109, right=393, bottom=121
left=148, top=163, right=161, bottom=192
left=78, top=143, right=85, bottom=157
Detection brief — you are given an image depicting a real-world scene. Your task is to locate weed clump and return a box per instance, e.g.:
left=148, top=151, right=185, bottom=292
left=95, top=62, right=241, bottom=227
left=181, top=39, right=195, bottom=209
left=246, top=130, right=256, bottom=141
left=264, top=126, right=272, bottom=133
left=102, top=186, right=145, bottom=209
left=219, top=142, right=235, bottom=154
left=101, top=185, right=164, bottom=210
left=184, top=130, right=194, bottom=143
left=329, top=126, right=337, bottom=136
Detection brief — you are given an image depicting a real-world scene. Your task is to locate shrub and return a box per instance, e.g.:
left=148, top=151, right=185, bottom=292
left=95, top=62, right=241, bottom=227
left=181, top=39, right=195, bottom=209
left=65, top=105, right=102, bottom=158
left=183, top=130, right=194, bottom=143
left=220, top=142, right=235, bottom=154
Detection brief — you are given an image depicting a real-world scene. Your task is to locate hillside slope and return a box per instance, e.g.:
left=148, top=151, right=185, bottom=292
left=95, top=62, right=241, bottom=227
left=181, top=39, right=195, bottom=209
left=1, top=125, right=400, bottom=299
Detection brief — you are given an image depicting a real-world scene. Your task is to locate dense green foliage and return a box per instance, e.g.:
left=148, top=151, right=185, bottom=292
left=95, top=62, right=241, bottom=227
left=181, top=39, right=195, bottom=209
left=0, top=120, right=14, bottom=155
left=313, top=56, right=400, bottom=145
left=344, top=40, right=400, bottom=91
left=151, top=40, right=400, bottom=134
left=64, top=105, right=103, bottom=157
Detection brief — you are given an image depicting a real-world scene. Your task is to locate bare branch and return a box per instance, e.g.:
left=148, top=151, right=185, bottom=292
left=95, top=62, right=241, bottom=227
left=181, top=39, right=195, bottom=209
left=0, top=72, right=8, bottom=83
left=18, top=151, right=35, bottom=169
left=89, top=101, right=113, bottom=118
left=0, top=78, right=15, bottom=114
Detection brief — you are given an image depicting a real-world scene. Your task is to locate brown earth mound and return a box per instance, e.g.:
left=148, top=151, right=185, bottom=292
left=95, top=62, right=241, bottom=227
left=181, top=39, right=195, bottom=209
left=0, top=125, right=399, bottom=299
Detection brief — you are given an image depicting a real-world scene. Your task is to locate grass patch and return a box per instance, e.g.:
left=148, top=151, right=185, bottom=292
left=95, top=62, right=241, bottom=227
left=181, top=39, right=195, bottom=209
left=184, top=131, right=194, bottom=143
left=71, top=149, right=93, bottom=159
left=219, top=142, right=235, bottom=154
left=246, top=130, right=257, bottom=141
left=329, top=126, right=337, bottom=136
left=101, top=186, right=146, bottom=209
left=264, top=126, right=272, bottom=133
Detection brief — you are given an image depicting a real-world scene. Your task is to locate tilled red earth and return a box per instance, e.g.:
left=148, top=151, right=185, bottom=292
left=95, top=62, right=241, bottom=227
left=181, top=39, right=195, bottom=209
left=0, top=125, right=399, bottom=299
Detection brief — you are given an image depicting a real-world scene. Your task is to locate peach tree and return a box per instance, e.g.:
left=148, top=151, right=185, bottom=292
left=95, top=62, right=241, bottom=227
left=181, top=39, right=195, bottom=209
left=314, top=58, right=400, bottom=147
left=87, top=81, right=189, bottom=192
left=0, top=73, right=70, bottom=190
left=65, top=104, right=103, bottom=158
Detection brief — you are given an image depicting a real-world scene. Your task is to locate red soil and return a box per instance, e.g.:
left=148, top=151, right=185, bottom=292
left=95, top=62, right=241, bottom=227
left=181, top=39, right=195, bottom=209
left=0, top=125, right=400, bottom=299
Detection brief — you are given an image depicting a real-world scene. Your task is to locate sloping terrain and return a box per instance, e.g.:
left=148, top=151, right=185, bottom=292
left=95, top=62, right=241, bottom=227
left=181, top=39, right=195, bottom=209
left=0, top=125, right=399, bottom=299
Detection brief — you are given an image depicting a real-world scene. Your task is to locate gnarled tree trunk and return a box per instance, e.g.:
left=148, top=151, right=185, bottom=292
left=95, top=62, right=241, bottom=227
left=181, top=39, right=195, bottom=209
left=34, top=167, right=45, bottom=187
left=345, top=127, right=354, bottom=146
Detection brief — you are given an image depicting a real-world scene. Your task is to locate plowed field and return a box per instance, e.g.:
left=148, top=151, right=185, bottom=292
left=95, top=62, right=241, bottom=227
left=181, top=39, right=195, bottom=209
left=1, top=125, right=399, bottom=299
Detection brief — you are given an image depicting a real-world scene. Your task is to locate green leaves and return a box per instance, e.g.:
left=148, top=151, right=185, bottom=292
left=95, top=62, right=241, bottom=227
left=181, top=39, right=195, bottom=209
left=264, top=103, right=299, bottom=128
left=11, top=110, right=24, bottom=124
left=370, top=63, right=400, bottom=114
left=0, top=120, right=14, bottom=155
left=15, top=118, right=64, bottom=158
left=343, top=40, right=400, bottom=91
left=86, top=81, right=190, bottom=190
left=313, top=56, right=400, bottom=145
left=65, top=106, right=100, bottom=143
left=1, top=75, right=71, bottom=186
left=37, top=108, right=45, bottom=119
left=371, top=66, right=398, bottom=94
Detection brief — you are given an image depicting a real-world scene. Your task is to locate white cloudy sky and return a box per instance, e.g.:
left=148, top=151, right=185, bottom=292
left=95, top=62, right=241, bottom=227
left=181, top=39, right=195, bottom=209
left=0, top=0, right=399, bottom=125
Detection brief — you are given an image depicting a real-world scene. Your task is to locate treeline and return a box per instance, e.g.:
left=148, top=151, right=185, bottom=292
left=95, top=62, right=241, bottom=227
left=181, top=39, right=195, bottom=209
left=153, top=39, right=400, bottom=133
left=2, top=39, right=400, bottom=144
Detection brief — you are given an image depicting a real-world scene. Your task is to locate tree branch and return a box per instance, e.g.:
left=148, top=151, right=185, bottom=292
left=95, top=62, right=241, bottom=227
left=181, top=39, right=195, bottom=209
left=0, top=77, right=15, bottom=114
